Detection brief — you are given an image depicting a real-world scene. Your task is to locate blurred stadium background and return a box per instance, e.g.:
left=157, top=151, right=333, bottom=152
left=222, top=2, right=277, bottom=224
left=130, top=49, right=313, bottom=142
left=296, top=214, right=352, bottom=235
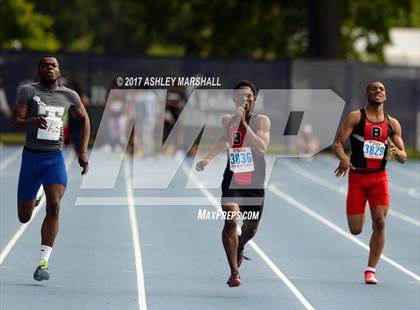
left=0, top=0, right=419, bottom=154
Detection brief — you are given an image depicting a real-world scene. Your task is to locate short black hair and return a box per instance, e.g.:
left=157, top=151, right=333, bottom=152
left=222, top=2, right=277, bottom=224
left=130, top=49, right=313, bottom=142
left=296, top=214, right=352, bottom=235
left=366, top=80, right=385, bottom=92
left=234, top=80, right=257, bottom=97
left=38, top=55, right=58, bottom=68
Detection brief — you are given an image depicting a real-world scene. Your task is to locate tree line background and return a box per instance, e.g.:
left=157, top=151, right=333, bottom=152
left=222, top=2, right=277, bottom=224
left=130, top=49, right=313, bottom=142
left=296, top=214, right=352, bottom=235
left=1, top=0, right=419, bottom=63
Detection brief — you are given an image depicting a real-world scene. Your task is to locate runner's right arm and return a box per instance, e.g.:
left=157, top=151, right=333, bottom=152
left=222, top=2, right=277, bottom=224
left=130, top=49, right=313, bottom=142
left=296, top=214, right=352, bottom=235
left=196, top=115, right=231, bottom=172
left=12, top=104, right=47, bottom=130
left=332, top=111, right=360, bottom=177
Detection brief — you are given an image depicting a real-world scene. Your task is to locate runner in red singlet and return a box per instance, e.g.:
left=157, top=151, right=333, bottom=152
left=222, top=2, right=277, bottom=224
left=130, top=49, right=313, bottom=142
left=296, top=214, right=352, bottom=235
left=196, top=80, right=270, bottom=287
left=333, top=81, right=407, bottom=284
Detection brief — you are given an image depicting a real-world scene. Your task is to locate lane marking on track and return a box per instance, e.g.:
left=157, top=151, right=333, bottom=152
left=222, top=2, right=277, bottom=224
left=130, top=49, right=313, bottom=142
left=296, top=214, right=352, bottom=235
left=0, top=152, right=74, bottom=264
left=178, top=156, right=315, bottom=310
left=268, top=184, right=420, bottom=282
left=389, top=162, right=420, bottom=180
left=124, top=161, right=148, bottom=310
left=319, top=157, right=419, bottom=199
left=0, top=149, right=21, bottom=171
left=281, top=159, right=420, bottom=227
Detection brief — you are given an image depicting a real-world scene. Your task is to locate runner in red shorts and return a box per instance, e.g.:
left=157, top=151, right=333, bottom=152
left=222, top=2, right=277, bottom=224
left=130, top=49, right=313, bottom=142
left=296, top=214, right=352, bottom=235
left=333, top=81, right=407, bottom=284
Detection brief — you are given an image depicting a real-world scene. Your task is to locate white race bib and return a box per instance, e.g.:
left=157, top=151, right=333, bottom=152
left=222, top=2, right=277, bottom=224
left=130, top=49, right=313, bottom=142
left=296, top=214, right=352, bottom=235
left=229, top=147, right=254, bottom=173
left=37, top=106, right=64, bottom=141
left=363, top=140, right=385, bottom=159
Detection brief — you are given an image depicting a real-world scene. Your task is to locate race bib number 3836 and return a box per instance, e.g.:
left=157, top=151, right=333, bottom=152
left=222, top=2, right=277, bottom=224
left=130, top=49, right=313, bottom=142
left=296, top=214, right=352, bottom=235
left=363, top=140, right=385, bottom=159
left=229, top=147, right=254, bottom=173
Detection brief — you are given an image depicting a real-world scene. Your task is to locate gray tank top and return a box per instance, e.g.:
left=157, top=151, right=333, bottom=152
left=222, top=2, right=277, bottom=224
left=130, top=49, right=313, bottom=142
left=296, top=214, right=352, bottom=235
left=16, top=82, right=81, bottom=151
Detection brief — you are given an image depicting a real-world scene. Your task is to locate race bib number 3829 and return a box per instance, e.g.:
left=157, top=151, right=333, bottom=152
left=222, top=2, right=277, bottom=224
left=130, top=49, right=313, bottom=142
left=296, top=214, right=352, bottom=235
left=363, top=140, right=386, bottom=159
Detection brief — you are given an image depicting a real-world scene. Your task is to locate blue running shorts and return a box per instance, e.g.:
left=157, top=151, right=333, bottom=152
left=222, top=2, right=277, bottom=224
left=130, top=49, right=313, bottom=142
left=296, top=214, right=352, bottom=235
left=17, top=147, right=67, bottom=200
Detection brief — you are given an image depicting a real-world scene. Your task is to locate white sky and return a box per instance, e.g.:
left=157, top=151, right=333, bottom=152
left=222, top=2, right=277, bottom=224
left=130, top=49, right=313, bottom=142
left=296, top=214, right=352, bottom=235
left=384, top=28, right=420, bottom=65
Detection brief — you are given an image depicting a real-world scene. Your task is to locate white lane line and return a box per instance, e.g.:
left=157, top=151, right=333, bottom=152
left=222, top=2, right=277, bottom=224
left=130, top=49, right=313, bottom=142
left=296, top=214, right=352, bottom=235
left=389, top=162, right=420, bottom=180
left=0, top=185, right=45, bottom=265
left=124, top=161, right=147, bottom=310
left=388, top=182, right=419, bottom=199
left=268, top=184, right=420, bottom=282
left=282, top=159, right=420, bottom=227
left=248, top=240, right=315, bottom=310
left=0, top=152, right=74, bottom=265
left=0, top=148, right=21, bottom=171
left=319, top=157, right=419, bottom=199
left=178, top=157, right=315, bottom=310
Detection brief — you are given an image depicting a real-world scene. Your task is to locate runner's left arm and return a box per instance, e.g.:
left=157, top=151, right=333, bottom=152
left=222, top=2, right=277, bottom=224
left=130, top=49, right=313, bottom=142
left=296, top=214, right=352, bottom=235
left=195, top=134, right=228, bottom=172
left=72, top=104, right=91, bottom=174
left=242, top=115, right=270, bottom=155
left=388, top=118, right=407, bottom=164
left=196, top=115, right=231, bottom=171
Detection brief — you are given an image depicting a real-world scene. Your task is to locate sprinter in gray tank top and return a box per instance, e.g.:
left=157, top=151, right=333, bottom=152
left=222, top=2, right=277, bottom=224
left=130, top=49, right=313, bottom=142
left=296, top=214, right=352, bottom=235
left=12, top=56, right=90, bottom=281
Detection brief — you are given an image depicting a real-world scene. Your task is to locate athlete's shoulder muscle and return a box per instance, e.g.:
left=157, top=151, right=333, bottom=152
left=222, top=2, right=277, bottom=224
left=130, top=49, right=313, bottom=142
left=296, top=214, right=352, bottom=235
left=255, top=114, right=270, bottom=131
left=16, top=84, right=34, bottom=106
left=388, top=116, right=402, bottom=135
left=335, top=110, right=361, bottom=144
left=256, top=114, right=270, bottom=122
left=60, top=86, right=82, bottom=108
left=343, top=110, right=361, bottom=128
